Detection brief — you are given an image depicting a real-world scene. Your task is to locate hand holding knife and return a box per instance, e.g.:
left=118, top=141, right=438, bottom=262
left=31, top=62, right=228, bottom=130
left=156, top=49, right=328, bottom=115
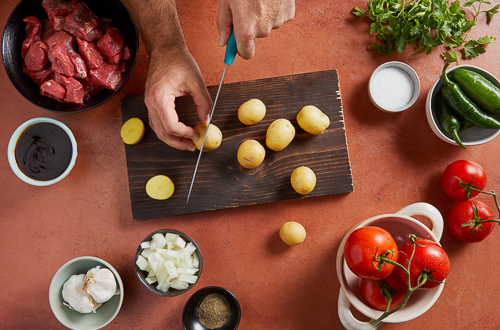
left=186, top=29, right=238, bottom=203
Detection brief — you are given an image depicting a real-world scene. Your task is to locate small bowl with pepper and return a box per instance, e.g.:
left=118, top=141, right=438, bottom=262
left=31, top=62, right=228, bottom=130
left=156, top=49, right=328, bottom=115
left=426, top=64, right=500, bottom=148
left=182, top=286, right=241, bottom=330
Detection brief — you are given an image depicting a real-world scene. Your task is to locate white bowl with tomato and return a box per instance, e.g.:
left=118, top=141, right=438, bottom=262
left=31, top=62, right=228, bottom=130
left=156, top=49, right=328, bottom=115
left=336, top=202, right=449, bottom=329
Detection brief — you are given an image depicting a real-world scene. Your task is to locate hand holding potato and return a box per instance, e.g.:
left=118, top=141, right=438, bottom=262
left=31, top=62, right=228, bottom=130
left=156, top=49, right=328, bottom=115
left=193, top=123, right=222, bottom=151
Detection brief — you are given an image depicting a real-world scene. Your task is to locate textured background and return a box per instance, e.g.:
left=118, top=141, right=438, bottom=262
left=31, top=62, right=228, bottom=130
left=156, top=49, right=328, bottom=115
left=1, top=0, right=500, bottom=329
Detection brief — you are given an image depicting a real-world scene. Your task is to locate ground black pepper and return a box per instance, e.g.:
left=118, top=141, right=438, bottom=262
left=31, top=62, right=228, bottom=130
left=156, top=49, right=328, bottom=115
left=197, top=293, right=231, bottom=329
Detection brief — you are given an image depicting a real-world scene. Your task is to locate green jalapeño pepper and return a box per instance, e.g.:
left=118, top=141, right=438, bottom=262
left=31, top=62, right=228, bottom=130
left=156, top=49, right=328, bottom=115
left=452, top=69, right=500, bottom=115
left=435, top=94, right=466, bottom=149
left=441, top=63, right=500, bottom=129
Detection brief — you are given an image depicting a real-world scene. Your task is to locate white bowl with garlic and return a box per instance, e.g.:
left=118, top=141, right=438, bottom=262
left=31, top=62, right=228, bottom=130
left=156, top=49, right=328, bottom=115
left=49, top=256, right=123, bottom=330
left=135, top=229, right=203, bottom=297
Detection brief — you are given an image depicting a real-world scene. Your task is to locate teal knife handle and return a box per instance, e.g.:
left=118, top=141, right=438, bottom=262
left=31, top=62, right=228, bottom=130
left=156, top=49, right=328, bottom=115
left=224, top=29, right=237, bottom=65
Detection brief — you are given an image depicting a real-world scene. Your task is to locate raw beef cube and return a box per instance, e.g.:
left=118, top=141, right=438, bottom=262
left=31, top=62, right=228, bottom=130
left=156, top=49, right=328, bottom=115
left=77, top=37, right=103, bottom=70
left=22, top=16, right=42, bottom=58
left=41, top=0, right=77, bottom=25
left=52, top=42, right=76, bottom=76
left=64, top=2, right=102, bottom=42
left=52, top=16, right=66, bottom=30
left=121, top=45, right=131, bottom=61
left=53, top=72, right=85, bottom=104
left=89, top=62, right=121, bottom=90
left=68, top=50, right=87, bottom=79
left=40, top=79, right=66, bottom=101
left=97, top=28, right=124, bottom=64
left=24, top=41, right=49, bottom=71
left=23, top=65, right=54, bottom=85
left=79, top=76, right=102, bottom=101
left=99, top=18, right=112, bottom=34
left=44, top=30, right=76, bottom=62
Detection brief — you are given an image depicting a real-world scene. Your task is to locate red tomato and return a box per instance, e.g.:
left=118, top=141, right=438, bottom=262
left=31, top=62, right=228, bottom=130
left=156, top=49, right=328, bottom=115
left=396, top=238, right=450, bottom=289
left=442, top=160, right=486, bottom=201
left=359, top=270, right=407, bottom=311
left=448, top=200, right=495, bottom=243
left=344, top=226, right=399, bottom=280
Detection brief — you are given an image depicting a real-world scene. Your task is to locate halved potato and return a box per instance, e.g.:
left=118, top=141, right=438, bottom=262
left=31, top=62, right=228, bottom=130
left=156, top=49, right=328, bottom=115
left=121, top=118, right=145, bottom=144
left=146, top=175, right=175, bottom=200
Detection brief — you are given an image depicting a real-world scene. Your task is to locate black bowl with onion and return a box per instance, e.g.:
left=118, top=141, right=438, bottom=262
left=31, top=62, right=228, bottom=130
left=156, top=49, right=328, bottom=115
left=2, top=0, right=138, bottom=113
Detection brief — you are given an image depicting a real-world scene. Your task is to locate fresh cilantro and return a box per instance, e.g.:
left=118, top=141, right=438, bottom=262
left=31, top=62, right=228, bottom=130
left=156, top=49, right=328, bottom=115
left=353, top=0, right=498, bottom=62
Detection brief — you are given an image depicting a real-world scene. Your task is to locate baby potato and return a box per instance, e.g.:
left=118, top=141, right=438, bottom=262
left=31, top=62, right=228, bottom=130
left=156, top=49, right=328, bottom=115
left=279, top=221, right=306, bottom=246
left=121, top=118, right=145, bottom=144
left=237, top=139, right=265, bottom=169
left=291, top=166, right=316, bottom=194
left=238, top=99, right=266, bottom=125
left=297, top=105, right=330, bottom=134
left=266, top=118, right=295, bottom=151
left=146, top=175, right=175, bottom=200
left=193, top=123, right=222, bottom=151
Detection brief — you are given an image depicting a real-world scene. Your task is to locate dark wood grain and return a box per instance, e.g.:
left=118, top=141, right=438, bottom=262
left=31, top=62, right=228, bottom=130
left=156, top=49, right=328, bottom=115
left=121, top=70, right=353, bottom=220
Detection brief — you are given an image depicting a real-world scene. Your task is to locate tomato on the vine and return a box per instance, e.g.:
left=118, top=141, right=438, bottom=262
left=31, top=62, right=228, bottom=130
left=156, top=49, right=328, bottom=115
left=344, top=226, right=399, bottom=280
left=448, top=200, right=495, bottom=243
left=359, top=270, right=407, bottom=311
left=396, top=238, right=450, bottom=289
left=442, top=160, right=486, bottom=201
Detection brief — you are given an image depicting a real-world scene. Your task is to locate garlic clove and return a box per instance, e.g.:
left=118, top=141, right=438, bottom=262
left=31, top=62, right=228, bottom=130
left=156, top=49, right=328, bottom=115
left=62, top=274, right=101, bottom=313
left=83, top=266, right=118, bottom=304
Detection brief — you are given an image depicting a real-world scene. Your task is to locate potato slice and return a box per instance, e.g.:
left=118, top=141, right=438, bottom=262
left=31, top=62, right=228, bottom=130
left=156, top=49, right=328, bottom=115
left=121, top=118, right=145, bottom=144
left=146, top=175, right=175, bottom=200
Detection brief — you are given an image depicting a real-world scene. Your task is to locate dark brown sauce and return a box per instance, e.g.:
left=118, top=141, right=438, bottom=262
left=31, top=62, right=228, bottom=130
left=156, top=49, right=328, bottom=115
left=15, top=123, right=73, bottom=181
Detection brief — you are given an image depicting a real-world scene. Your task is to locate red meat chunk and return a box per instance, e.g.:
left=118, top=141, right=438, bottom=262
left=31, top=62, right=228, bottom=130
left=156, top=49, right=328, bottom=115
left=41, top=0, right=77, bottom=25
left=52, top=42, right=76, bottom=76
left=23, top=65, right=54, bottom=85
left=121, top=45, right=131, bottom=61
left=77, top=37, right=103, bottom=70
left=97, top=28, right=124, bottom=64
left=22, top=16, right=42, bottom=58
left=79, top=76, right=102, bottom=101
left=52, top=16, right=66, bottom=30
left=24, top=41, right=49, bottom=71
left=64, top=2, right=102, bottom=42
left=68, top=50, right=87, bottom=79
left=44, top=30, right=76, bottom=62
left=41, top=19, right=55, bottom=39
left=53, top=73, right=85, bottom=104
left=89, top=62, right=121, bottom=90
left=40, top=79, right=66, bottom=101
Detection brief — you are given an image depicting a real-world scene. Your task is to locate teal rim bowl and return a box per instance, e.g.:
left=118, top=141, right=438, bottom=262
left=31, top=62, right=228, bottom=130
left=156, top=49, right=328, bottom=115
left=49, top=256, right=124, bottom=330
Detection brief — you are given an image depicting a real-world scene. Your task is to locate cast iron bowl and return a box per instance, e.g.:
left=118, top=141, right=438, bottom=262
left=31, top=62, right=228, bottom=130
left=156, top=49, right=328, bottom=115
left=182, top=286, right=241, bottom=330
left=426, top=64, right=500, bottom=147
left=2, top=0, right=139, bottom=113
left=135, top=229, right=203, bottom=297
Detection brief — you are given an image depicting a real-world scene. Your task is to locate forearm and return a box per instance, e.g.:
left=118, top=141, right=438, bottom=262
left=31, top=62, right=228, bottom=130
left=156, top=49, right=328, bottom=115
left=123, top=0, right=186, bottom=56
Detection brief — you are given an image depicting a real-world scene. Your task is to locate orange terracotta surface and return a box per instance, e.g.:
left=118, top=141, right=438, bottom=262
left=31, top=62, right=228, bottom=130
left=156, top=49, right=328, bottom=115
left=2, top=0, right=500, bottom=329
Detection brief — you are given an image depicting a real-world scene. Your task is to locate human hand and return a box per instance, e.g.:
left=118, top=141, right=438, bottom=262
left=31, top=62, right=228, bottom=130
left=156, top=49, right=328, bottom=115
left=144, top=45, right=212, bottom=151
left=217, top=0, right=295, bottom=60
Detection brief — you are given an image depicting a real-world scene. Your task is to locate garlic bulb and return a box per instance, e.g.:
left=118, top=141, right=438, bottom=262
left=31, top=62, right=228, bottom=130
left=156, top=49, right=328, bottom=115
left=83, top=266, right=118, bottom=304
left=62, top=274, right=101, bottom=313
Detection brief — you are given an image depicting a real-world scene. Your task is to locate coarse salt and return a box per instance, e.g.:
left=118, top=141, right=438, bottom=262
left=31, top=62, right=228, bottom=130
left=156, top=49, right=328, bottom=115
left=370, top=67, right=414, bottom=111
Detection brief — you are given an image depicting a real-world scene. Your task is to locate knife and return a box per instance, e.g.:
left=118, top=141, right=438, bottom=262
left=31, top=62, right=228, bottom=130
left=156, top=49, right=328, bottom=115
left=186, top=29, right=238, bottom=203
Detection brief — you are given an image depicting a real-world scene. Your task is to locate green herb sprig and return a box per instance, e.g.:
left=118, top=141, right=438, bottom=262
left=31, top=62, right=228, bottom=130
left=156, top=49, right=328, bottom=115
left=352, top=0, right=497, bottom=64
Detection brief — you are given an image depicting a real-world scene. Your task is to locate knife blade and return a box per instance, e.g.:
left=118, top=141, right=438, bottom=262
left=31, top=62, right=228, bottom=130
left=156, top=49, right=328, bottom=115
left=186, top=29, right=237, bottom=203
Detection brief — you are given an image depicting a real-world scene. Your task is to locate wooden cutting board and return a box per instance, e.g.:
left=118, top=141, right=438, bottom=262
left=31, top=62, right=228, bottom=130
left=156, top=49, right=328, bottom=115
left=121, top=70, right=353, bottom=220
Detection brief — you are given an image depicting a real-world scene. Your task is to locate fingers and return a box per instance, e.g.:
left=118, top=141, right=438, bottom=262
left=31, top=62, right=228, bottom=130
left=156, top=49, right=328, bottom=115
left=189, top=77, right=213, bottom=124
left=148, top=106, right=197, bottom=151
left=217, top=0, right=233, bottom=47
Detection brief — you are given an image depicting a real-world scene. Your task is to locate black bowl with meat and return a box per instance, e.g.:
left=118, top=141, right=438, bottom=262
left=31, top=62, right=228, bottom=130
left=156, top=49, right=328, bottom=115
left=2, top=0, right=138, bottom=113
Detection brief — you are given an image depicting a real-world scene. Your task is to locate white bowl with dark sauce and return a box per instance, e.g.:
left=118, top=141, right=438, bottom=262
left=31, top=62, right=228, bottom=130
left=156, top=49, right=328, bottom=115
left=8, top=117, right=77, bottom=186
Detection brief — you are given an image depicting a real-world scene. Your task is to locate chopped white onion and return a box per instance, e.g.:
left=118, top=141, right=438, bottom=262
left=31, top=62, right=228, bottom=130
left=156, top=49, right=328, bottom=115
left=137, top=232, right=199, bottom=292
